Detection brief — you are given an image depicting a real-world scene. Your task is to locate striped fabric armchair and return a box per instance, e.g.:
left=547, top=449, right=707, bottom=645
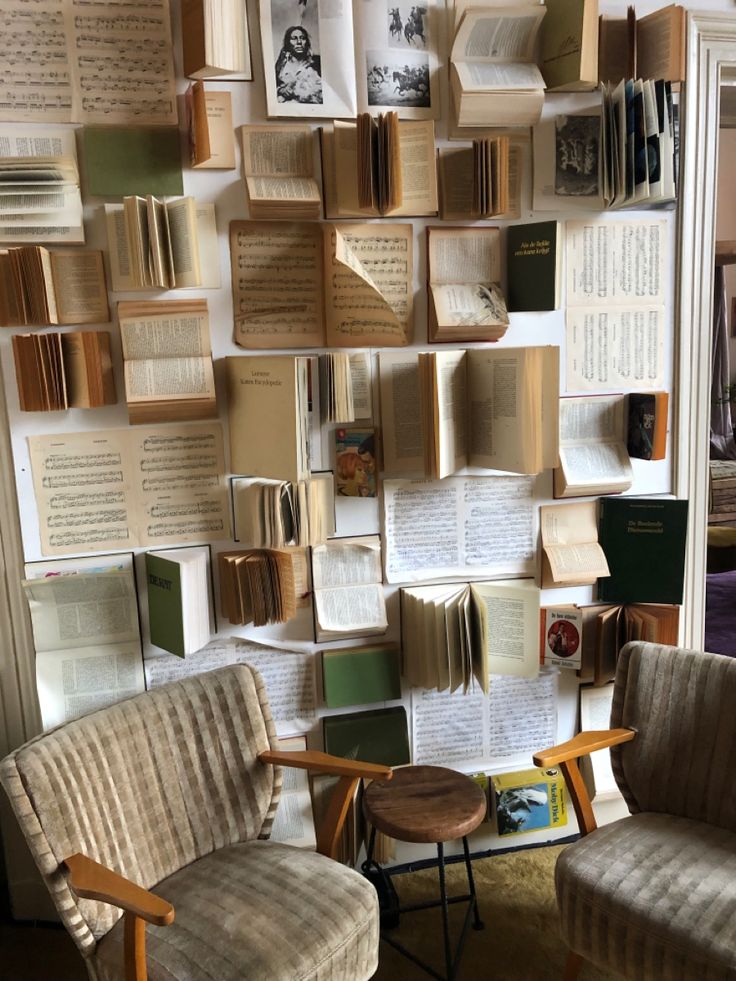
left=0, top=663, right=390, bottom=981
left=535, top=641, right=736, bottom=980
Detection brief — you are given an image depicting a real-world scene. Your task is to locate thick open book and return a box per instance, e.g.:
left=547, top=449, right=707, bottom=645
left=13, top=331, right=116, bottom=412
left=380, top=347, right=559, bottom=478
left=118, top=300, right=217, bottom=425
left=437, top=141, right=523, bottom=221
left=186, top=84, right=236, bottom=170
left=182, top=0, right=252, bottom=80
left=540, top=501, right=609, bottom=588
left=401, top=578, right=540, bottom=694
left=311, top=535, right=387, bottom=642
left=320, top=352, right=372, bottom=424
left=241, top=125, right=321, bottom=220
left=599, top=4, right=685, bottom=85
left=554, top=395, right=633, bottom=498
left=0, top=247, right=108, bottom=327
left=218, top=548, right=304, bottom=627
left=450, top=6, right=546, bottom=129
left=427, top=226, right=508, bottom=343
left=146, top=546, right=213, bottom=657
left=230, top=221, right=413, bottom=349
left=232, top=473, right=335, bottom=548
left=321, top=118, right=438, bottom=218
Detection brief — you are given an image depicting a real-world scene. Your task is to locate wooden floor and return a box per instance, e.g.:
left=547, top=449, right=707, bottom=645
left=0, top=921, right=86, bottom=981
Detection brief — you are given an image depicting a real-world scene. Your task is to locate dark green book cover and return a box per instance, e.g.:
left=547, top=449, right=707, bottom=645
left=598, top=498, right=689, bottom=604
left=323, top=646, right=401, bottom=708
left=145, top=552, right=185, bottom=657
left=83, top=127, right=184, bottom=198
left=506, top=221, right=560, bottom=312
left=323, top=707, right=410, bottom=767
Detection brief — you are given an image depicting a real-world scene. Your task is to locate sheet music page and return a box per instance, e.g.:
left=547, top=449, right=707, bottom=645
left=488, top=669, right=557, bottom=759
left=0, top=0, right=73, bottom=121
left=412, top=687, right=488, bottom=767
left=382, top=476, right=535, bottom=583
left=566, top=307, right=664, bottom=391
left=230, top=220, right=325, bottom=349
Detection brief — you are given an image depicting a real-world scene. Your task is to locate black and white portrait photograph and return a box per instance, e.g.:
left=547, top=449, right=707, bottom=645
left=271, top=1, right=323, bottom=105
left=388, top=4, right=429, bottom=48
left=554, top=114, right=600, bottom=197
left=366, top=50, right=430, bottom=108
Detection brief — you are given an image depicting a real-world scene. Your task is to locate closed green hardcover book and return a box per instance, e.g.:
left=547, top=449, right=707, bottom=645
left=598, top=497, right=688, bottom=604
left=322, top=645, right=402, bottom=708
left=83, top=127, right=184, bottom=198
left=323, top=707, right=410, bottom=767
left=146, top=552, right=185, bottom=657
left=506, top=221, right=560, bottom=312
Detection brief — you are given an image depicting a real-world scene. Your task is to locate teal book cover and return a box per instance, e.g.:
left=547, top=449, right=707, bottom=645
left=506, top=221, right=560, bottom=312
left=145, top=552, right=185, bottom=657
left=598, top=497, right=688, bottom=604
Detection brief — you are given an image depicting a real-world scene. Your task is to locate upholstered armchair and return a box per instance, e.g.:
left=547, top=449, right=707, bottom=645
left=0, top=663, right=392, bottom=981
left=534, top=641, right=736, bottom=980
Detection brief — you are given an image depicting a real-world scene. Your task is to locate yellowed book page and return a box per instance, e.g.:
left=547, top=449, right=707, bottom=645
left=165, top=197, right=201, bottom=288
left=331, top=121, right=371, bottom=217
left=118, top=299, right=211, bottom=360
left=325, top=224, right=413, bottom=347
left=230, top=220, right=324, bottom=349
left=241, top=124, right=315, bottom=177
left=470, top=579, right=539, bottom=682
left=541, top=346, right=560, bottom=468
left=540, top=501, right=610, bottom=582
left=124, top=357, right=215, bottom=403
left=467, top=348, right=528, bottom=473
left=438, top=147, right=474, bottom=221
left=636, top=5, right=685, bottom=82
left=104, top=205, right=135, bottom=291
left=391, top=121, right=438, bottom=216
left=50, top=251, right=109, bottom=324
left=196, top=90, right=235, bottom=169
left=69, top=0, right=177, bottom=125
left=0, top=1, right=73, bottom=122
left=429, top=227, right=501, bottom=285
left=432, top=350, right=468, bottom=479
left=378, top=351, right=424, bottom=475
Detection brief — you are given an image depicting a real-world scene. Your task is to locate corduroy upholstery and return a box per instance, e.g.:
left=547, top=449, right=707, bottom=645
left=0, top=664, right=379, bottom=981
left=556, top=642, right=736, bottom=979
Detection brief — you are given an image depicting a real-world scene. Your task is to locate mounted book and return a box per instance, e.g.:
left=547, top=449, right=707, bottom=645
left=490, top=767, right=568, bottom=837
left=186, top=84, right=236, bottom=170
left=380, top=347, right=559, bottom=478
left=182, top=0, right=252, bottom=80
left=540, top=606, right=583, bottom=670
left=554, top=395, right=632, bottom=498
left=145, top=546, right=213, bottom=658
left=311, top=535, right=387, bottom=642
left=320, top=352, right=373, bottom=424
left=82, top=127, right=183, bottom=197
left=626, top=392, right=668, bottom=460
left=232, top=473, right=335, bottom=547
left=0, top=248, right=108, bottom=327
left=241, top=125, right=321, bottom=220
left=322, top=644, right=402, bottom=708
left=323, top=706, right=410, bottom=768
left=437, top=141, right=523, bottom=221
left=427, top=226, right=508, bottom=343
left=506, top=221, right=561, bottom=312
left=598, top=4, right=685, bottom=84
left=539, top=0, right=599, bottom=92
left=218, top=548, right=305, bottom=627
left=12, top=331, right=115, bottom=412
left=540, top=501, right=609, bottom=588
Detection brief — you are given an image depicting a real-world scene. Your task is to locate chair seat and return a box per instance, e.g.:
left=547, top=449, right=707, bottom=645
left=92, top=840, right=378, bottom=981
left=557, top=812, right=736, bottom=980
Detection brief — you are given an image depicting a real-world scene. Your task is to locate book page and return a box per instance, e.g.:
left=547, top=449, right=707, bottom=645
left=559, top=394, right=624, bottom=445
left=0, top=1, right=73, bottom=121
left=394, top=121, right=438, bottom=215
left=166, top=197, right=201, bottom=288
left=118, top=300, right=211, bottom=360
left=198, top=90, right=235, bottom=169
left=269, top=735, right=317, bottom=848
left=412, top=687, right=488, bottom=767
left=258, top=0, right=357, bottom=119
left=124, top=357, right=215, bottom=403
left=311, top=537, right=382, bottom=589
left=432, top=350, right=468, bottom=479
left=325, top=224, right=413, bottom=346
left=383, top=476, right=535, bottom=583
left=579, top=685, right=619, bottom=799
left=349, top=352, right=372, bottom=419
left=378, top=351, right=424, bottom=474
left=429, top=227, right=502, bottom=285
left=50, top=251, right=109, bottom=325
left=566, top=307, right=664, bottom=392
left=241, top=124, right=315, bottom=177
left=452, top=7, right=546, bottom=63
left=541, top=502, right=610, bottom=581
left=566, top=218, right=667, bottom=307
left=230, top=221, right=324, bottom=349
left=471, top=579, right=539, bottom=679
left=453, top=60, right=545, bottom=92
left=636, top=6, right=685, bottom=82
left=314, top=583, right=388, bottom=634
left=467, top=348, right=532, bottom=473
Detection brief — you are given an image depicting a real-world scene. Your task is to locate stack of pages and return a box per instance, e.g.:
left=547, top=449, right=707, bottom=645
left=13, top=331, right=115, bottom=412
left=219, top=548, right=298, bottom=626
left=0, top=247, right=108, bottom=327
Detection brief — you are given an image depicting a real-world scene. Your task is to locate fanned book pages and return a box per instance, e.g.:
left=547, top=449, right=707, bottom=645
left=186, top=84, right=236, bottom=170
left=12, top=331, right=116, bottom=412
left=427, top=226, right=508, bottom=342
left=437, top=142, right=523, bottom=221
left=379, top=346, right=559, bottom=479
left=0, top=247, right=108, bottom=327
left=218, top=547, right=306, bottom=627
left=0, top=126, right=83, bottom=244
left=232, top=473, right=335, bottom=548
left=310, top=535, right=388, bottom=642
left=0, top=0, right=177, bottom=124
left=240, top=125, right=321, bottom=220
left=539, top=500, right=609, bottom=588
left=145, top=546, right=213, bottom=657
left=554, top=395, right=632, bottom=498
left=229, top=221, right=413, bottom=349
left=117, top=299, right=217, bottom=425
left=598, top=3, right=685, bottom=84
left=258, top=0, right=440, bottom=119
left=182, top=0, right=252, bottom=80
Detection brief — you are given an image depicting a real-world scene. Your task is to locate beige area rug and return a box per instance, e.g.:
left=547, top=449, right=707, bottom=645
left=374, top=844, right=615, bottom=981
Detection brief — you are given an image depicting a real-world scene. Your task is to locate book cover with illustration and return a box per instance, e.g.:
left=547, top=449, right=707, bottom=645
left=541, top=606, right=583, bottom=669
left=491, top=767, right=568, bottom=837
left=334, top=427, right=377, bottom=497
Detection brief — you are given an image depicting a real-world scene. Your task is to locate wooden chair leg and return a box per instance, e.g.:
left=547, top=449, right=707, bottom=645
left=563, top=950, right=583, bottom=981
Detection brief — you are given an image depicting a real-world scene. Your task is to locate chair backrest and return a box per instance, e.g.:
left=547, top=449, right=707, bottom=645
left=0, top=663, right=281, bottom=957
left=611, top=642, right=736, bottom=831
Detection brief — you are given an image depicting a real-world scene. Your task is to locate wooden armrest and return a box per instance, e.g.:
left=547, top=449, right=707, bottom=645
left=64, top=854, right=174, bottom=927
left=259, top=749, right=393, bottom=781
left=533, top=728, right=636, bottom=768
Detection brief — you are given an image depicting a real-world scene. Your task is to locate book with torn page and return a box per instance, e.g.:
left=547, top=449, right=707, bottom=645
left=598, top=4, right=685, bottom=85
left=240, top=125, right=321, bottom=220
left=401, top=578, right=540, bottom=694
left=230, top=221, right=413, bottom=349
left=232, top=473, right=335, bottom=548
left=145, top=545, right=214, bottom=657
left=427, top=226, right=508, bottom=343
left=0, top=247, right=108, bottom=327
left=12, top=331, right=116, bottom=412
left=182, top=0, right=252, bottom=80
left=117, top=300, right=217, bottom=425
left=538, top=0, right=599, bottom=92
left=554, top=395, right=633, bottom=498
left=105, top=197, right=220, bottom=291
left=437, top=141, right=523, bottom=221
left=578, top=685, right=619, bottom=798
left=186, top=83, right=236, bottom=170
left=22, top=554, right=145, bottom=731
left=449, top=6, right=547, bottom=129
left=540, top=501, right=609, bottom=588
left=311, top=535, right=387, bottom=642
left=379, top=347, right=559, bottom=478
left=320, top=117, right=438, bottom=218
left=218, top=547, right=307, bottom=627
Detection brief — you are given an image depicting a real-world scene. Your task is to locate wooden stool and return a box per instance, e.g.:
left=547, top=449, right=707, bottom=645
left=363, top=765, right=486, bottom=981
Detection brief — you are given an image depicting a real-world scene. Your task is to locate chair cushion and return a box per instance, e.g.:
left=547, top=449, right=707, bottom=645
left=91, top=840, right=378, bottom=981
left=557, top=812, right=736, bottom=980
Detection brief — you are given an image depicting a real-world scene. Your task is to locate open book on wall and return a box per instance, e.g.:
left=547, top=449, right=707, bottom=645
left=186, top=83, right=236, bottom=170
left=540, top=501, right=609, bottom=588
left=13, top=331, right=116, bottom=412
left=554, top=395, right=632, bottom=498
left=380, top=347, right=559, bottom=479
left=232, top=473, right=335, bottom=548
left=0, top=248, right=108, bottom=327
left=311, top=535, right=387, bottom=642
left=427, top=226, right=508, bottom=343
left=241, top=125, right=321, bottom=220
left=182, top=0, right=252, bottom=79
left=598, top=3, right=685, bottom=85
left=230, top=220, right=413, bottom=349
left=218, top=547, right=308, bottom=627
left=437, top=140, right=523, bottom=221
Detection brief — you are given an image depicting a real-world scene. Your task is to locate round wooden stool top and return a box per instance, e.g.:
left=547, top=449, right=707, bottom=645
left=363, top=765, right=487, bottom=844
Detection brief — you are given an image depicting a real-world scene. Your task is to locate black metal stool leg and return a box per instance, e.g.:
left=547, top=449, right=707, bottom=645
left=364, top=825, right=377, bottom=867
left=436, top=842, right=454, bottom=981
left=462, top=835, right=484, bottom=930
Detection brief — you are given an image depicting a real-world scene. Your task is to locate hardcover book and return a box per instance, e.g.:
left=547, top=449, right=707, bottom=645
left=146, top=546, right=213, bottom=658
left=506, top=221, right=561, bottom=312
left=323, top=706, right=410, bottom=768
left=490, top=767, right=568, bottom=837
left=322, top=645, right=401, bottom=708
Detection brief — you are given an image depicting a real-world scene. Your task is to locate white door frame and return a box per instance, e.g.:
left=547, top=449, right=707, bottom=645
left=676, top=11, right=736, bottom=649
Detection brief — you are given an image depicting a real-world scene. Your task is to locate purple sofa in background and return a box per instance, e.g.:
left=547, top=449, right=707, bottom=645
left=705, top=570, right=736, bottom=657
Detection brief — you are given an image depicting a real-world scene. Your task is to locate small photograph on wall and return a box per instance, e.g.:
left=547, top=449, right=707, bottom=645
left=388, top=3, right=429, bottom=49
left=554, top=114, right=600, bottom=197
left=366, top=50, right=431, bottom=108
